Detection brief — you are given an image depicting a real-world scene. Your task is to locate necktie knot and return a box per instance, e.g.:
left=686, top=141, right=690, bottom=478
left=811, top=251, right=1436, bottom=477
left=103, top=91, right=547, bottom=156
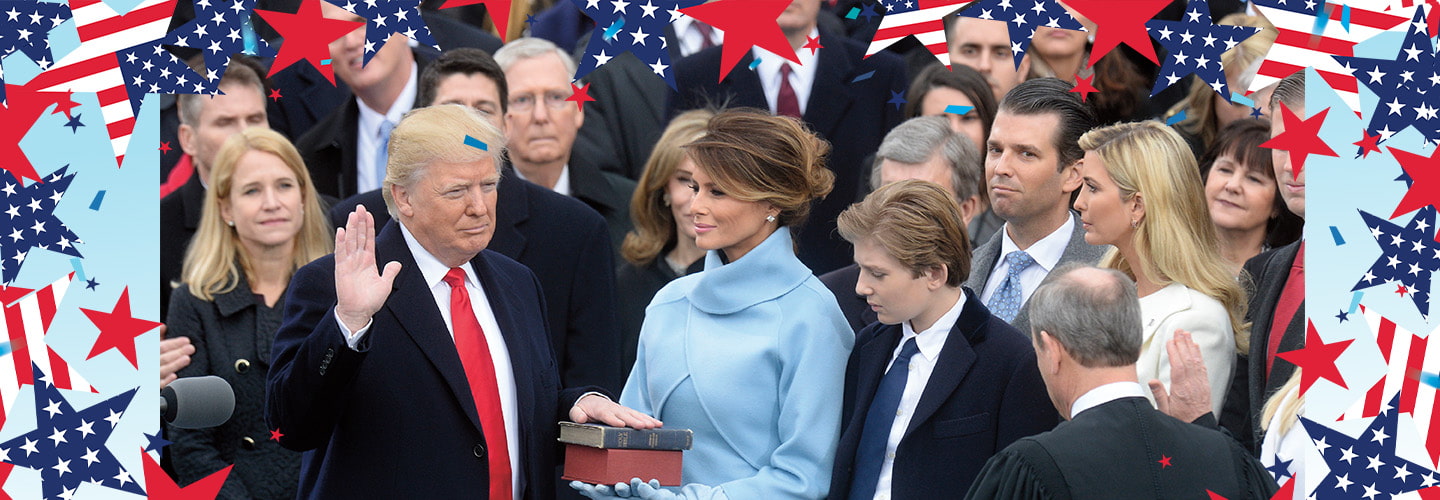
left=378, top=119, right=396, bottom=141
left=442, top=268, right=467, bottom=289
left=1004, top=251, right=1035, bottom=277
left=892, top=337, right=919, bottom=369
left=780, top=63, right=793, bottom=78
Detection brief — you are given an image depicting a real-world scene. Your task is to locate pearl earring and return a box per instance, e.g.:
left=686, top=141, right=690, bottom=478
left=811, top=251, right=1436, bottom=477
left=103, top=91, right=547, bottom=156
left=766, top=215, right=776, bottom=223
left=227, top=220, right=235, bottom=227
left=1130, top=219, right=1139, bottom=229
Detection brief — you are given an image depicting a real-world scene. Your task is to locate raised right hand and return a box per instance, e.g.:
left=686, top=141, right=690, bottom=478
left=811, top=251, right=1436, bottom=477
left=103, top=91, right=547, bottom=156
left=334, top=205, right=401, bottom=332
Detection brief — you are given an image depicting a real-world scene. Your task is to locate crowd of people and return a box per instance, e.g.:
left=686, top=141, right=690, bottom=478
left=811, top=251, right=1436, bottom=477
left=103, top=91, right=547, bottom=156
left=156, top=0, right=1307, bottom=498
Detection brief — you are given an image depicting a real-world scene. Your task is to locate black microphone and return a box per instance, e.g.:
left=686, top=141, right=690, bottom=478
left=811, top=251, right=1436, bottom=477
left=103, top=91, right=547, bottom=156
left=161, top=376, right=235, bottom=429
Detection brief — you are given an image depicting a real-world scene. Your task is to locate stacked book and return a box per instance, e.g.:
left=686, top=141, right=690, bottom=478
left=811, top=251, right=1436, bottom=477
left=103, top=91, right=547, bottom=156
left=559, top=422, right=693, bottom=486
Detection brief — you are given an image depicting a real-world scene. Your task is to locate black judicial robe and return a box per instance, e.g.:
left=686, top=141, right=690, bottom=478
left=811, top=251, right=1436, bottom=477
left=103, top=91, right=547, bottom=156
left=965, top=397, right=1277, bottom=500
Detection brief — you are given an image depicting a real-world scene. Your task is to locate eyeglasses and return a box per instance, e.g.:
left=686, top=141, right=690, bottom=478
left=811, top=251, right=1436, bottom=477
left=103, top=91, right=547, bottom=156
left=509, top=91, right=572, bottom=112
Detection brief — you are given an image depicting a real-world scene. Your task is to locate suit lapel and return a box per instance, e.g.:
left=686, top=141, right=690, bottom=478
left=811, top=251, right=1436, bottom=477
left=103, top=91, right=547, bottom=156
left=802, top=29, right=856, bottom=140
left=488, top=172, right=530, bottom=258
left=376, top=225, right=486, bottom=434
left=904, top=293, right=982, bottom=438
left=847, top=327, right=901, bottom=435
left=471, top=250, right=540, bottom=450
left=965, top=230, right=1003, bottom=293
left=722, top=51, right=769, bottom=109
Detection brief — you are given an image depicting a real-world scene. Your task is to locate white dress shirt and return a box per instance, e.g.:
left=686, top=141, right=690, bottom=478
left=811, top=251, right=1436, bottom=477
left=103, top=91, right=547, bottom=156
left=1069, top=381, right=1147, bottom=419
left=513, top=163, right=571, bottom=196
left=980, top=213, right=1076, bottom=306
left=355, top=61, right=419, bottom=193
left=672, top=16, right=723, bottom=57
left=870, top=292, right=966, bottom=500
left=336, top=222, right=521, bottom=498
left=752, top=27, right=819, bottom=117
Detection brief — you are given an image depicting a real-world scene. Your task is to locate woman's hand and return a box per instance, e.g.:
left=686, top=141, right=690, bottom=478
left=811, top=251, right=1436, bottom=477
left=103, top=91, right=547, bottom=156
left=570, top=394, right=663, bottom=429
left=333, top=205, right=401, bottom=332
left=571, top=481, right=632, bottom=499
left=159, top=325, right=193, bottom=388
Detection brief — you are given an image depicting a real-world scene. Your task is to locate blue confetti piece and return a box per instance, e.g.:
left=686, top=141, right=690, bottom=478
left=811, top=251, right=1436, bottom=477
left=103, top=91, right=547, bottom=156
left=241, top=15, right=259, bottom=55
left=0, top=341, right=11, bottom=357
left=845, top=6, right=860, bottom=19
left=70, top=258, right=85, bottom=283
left=1417, top=371, right=1440, bottom=389
left=89, top=190, right=104, bottom=210
left=1312, top=0, right=1329, bottom=35
left=1329, top=225, right=1345, bottom=245
left=603, top=18, right=625, bottom=41
left=464, top=135, right=489, bottom=151
left=1349, top=291, right=1363, bottom=314
left=851, top=70, right=875, bottom=83
left=944, top=105, right=973, bottom=115
left=320, top=59, right=332, bottom=66
left=1229, top=93, right=1254, bottom=107
left=1165, top=110, right=1187, bottom=125
left=749, top=58, right=762, bottom=70
left=1341, top=4, right=1351, bottom=32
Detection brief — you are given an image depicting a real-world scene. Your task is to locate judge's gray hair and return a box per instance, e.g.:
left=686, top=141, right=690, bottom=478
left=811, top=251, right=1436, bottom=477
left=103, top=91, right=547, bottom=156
left=1028, top=264, right=1142, bottom=368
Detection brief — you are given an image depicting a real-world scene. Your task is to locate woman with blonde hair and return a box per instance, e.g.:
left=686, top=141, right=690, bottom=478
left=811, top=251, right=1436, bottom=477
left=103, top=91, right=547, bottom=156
left=1072, top=120, right=1246, bottom=417
left=168, top=127, right=332, bottom=499
left=574, top=109, right=852, bottom=500
left=616, top=109, right=714, bottom=372
left=1166, top=14, right=1278, bottom=159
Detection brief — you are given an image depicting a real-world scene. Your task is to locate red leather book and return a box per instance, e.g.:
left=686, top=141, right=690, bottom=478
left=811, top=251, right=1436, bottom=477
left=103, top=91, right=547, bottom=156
left=561, top=445, right=684, bottom=486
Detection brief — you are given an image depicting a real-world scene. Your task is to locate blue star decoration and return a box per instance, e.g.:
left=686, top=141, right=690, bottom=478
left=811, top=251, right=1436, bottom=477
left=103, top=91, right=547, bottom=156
left=1334, top=6, right=1440, bottom=146
left=84, top=277, right=97, bottom=290
left=0, top=166, right=84, bottom=285
left=144, top=432, right=171, bottom=453
left=0, top=0, right=72, bottom=104
left=859, top=2, right=879, bottom=23
left=571, top=0, right=704, bottom=90
left=957, top=0, right=1086, bottom=69
left=326, top=0, right=439, bottom=66
left=61, top=113, right=81, bottom=133
left=1144, top=0, right=1259, bottom=100
left=887, top=89, right=905, bottom=110
left=0, top=363, right=144, bottom=499
left=1264, top=456, right=1293, bottom=481
left=117, top=43, right=216, bottom=114
left=1337, top=309, right=1349, bottom=322
left=1250, top=106, right=1264, bottom=118
left=1302, top=393, right=1440, bottom=499
left=161, top=0, right=278, bottom=82
left=525, top=13, right=536, bottom=25
left=1351, top=206, right=1439, bottom=318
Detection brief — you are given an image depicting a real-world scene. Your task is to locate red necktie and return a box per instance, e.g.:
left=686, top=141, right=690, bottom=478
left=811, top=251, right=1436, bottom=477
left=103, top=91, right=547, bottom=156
left=777, top=64, right=801, bottom=119
left=693, top=21, right=716, bottom=50
left=442, top=268, right=512, bottom=500
left=1266, top=242, right=1304, bottom=377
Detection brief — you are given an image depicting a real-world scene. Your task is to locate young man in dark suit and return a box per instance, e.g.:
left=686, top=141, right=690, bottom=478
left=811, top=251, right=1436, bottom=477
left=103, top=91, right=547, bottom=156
left=669, top=0, right=908, bottom=274
left=966, top=265, right=1277, bottom=499
left=1221, top=71, right=1308, bottom=452
left=267, top=105, right=658, bottom=499
left=963, top=78, right=1108, bottom=334
left=831, top=180, right=1056, bottom=499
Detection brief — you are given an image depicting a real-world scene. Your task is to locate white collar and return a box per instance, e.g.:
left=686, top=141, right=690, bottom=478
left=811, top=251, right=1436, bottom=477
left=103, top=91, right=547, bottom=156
left=998, top=212, right=1075, bottom=273
left=398, top=220, right=477, bottom=290
left=356, top=60, right=419, bottom=133
left=513, top=164, right=571, bottom=196
left=900, top=290, right=966, bottom=362
left=1069, top=381, right=1147, bottom=419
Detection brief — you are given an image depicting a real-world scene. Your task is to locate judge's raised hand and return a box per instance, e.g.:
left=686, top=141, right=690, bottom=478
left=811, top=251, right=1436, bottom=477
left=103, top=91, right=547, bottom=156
left=334, top=205, right=402, bottom=332
left=570, top=394, right=663, bottom=429
left=1149, top=329, right=1213, bottom=423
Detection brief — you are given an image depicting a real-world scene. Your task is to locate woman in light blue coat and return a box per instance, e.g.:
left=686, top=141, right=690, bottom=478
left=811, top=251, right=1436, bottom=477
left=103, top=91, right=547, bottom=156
left=574, top=109, right=854, bottom=500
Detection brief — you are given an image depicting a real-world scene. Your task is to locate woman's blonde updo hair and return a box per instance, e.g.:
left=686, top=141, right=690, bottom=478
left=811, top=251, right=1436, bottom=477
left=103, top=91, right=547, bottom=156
left=683, top=108, right=834, bottom=229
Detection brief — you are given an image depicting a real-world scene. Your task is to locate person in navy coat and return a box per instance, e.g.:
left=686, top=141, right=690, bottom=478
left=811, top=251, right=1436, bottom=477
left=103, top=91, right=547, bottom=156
left=266, top=105, right=657, bottom=499
left=830, top=180, right=1058, bottom=499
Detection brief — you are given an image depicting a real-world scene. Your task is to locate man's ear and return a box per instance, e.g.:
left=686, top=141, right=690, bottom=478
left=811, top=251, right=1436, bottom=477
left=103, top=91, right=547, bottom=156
left=924, top=264, right=948, bottom=291
left=1059, top=160, right=1083, bottom=193
left=391, top=183, right=415, bottom=218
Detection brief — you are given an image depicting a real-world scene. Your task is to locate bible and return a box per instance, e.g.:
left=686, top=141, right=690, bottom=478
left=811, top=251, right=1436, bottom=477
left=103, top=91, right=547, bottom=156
left=559, top=423, right=691, bottom=486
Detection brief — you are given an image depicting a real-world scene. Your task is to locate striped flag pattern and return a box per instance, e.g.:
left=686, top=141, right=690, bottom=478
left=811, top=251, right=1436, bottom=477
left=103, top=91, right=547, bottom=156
left=1248, top=0, right=1414, bottom=115
left=1343, top=305, right=1440, bottom=467
left=25, top=0, right=175, bottom=168
left=866, top=0, right=973, bottom=68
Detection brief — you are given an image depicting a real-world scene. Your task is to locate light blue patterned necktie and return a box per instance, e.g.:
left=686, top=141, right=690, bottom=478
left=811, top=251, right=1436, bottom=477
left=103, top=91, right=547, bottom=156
left=987, top=250, right=1035, bottom=322
left=375, top=119, right=396, bottom=187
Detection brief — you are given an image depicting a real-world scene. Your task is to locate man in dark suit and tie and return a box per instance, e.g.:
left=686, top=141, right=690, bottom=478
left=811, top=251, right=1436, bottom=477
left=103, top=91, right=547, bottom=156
left=328, top=47, right=626, bottom=393
left=670, top=0, right=907, bottom=274
left=267, top=104, right=658, bottom=499
left=963, top=78, right=1108, bottom=334
left=965, top=265, right=1277, bottom=499
left=830, top=180, right=1057, bottom=499
left=1221, top=71, right=1308, bottom=453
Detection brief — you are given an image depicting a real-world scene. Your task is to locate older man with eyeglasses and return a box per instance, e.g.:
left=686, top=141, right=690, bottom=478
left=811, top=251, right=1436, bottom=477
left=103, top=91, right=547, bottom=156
left=495, top=38, right=636, bottom=254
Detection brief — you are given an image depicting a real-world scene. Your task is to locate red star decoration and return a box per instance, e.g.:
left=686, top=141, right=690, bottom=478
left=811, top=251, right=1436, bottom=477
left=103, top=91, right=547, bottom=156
left=1269, top=476, right=1295, bottom=500
left=1070, top=74, right=1098, bottom=102
left=1208, top=490, right=1226, bottom=500
left=439, top=0, right=512, bottom=42
left=0, top=82, right=73, bottom=184
left=141, top=448, right=232, bottom=500
left=82, top=287, right=163, bottom=369
left=566, top=82, right=596, bottom=112
left=803, top=35, right=823, bottom=56
left=1065, top=0, right=1170, bottom=66
left=49, top=90, right=79, bottom=120
left=1276, top=320, right=1353, bottom=395
left=159, top=141, right=172, bottom=154
left=270, top=428, right=284, bottom=441
left=1259, top=102, right=1337, bottom=177
left=1355, top=130, right=1383, bottom=159
left=256, top=0, right=366, bottom=85
left=268, top=88, right=283, bottom=102
left=1388, top=146, right=1440, bottom=218
left=1157, top=455, right=1172, bottom=468
left=681, top=0, right=801, bottom=83
left=1398, top=284, right=1411, bottom=297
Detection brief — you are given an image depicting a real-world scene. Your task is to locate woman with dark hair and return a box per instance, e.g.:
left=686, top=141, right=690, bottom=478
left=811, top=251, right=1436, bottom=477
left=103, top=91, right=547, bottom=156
left=574, top=109, right=852, bottom=500
left=903, top=63, right=1003, bottom=246
left=1200, top=118, right=1303, bottom=276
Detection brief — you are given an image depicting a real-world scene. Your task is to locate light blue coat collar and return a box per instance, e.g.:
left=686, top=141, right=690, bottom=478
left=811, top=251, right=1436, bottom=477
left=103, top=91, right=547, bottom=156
left=688, top=227, right=813, bottom=315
